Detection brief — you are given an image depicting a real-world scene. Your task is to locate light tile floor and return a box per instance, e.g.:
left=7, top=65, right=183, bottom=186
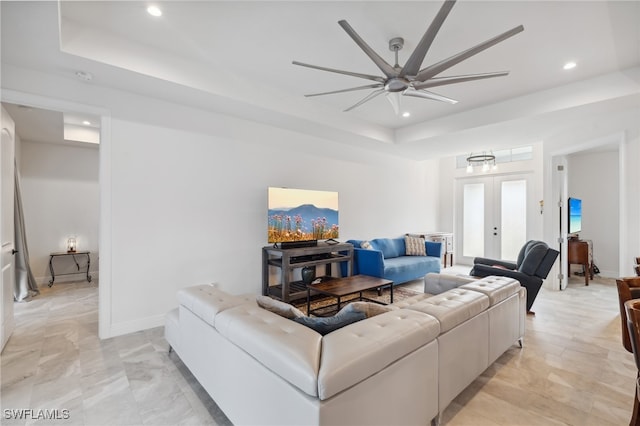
left=1, top=281, right=230, bottom=426
left=1, top=271, right=636, bottom=425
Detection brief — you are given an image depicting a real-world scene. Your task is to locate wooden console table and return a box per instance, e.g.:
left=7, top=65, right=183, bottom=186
left=567, top=239, right=593, bottom=286
left=48, top=251, right=92, bottom=287
left=262, top=242, right=353, bottom=303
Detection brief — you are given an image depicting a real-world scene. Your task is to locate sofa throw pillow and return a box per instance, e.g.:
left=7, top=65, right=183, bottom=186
left=360, top=240, right=373, bottom=250
left=293, top=311, right=366, bottom=335
left=405, top=235, right=426, bottom=256
left=340, top=301, right=395, bottom=318
left=256, top=296, right=305, bottom=319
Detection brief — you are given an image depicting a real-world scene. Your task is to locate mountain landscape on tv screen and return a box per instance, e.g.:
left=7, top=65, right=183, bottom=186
left=268, top=204, right=339, bottom=242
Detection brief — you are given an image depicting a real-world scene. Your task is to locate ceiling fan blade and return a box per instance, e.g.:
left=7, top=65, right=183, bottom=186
left=399, top=0, right=457, bottom=78
left=344, top=89, right=386, bottom=112
left=403, top=89, right=459, bottom=104
left=304, top=84, right=384, bottom=97
left=292, top=61, right=385, bottom=83
left=415, top=25, right=524, bottom=82
left=413, top=71, right=509, bottom=90
left=338, top=20, right=397, bottom=78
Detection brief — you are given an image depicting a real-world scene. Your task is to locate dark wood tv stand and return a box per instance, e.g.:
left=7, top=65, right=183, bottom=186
left=567, top=237, right=594, bottom=286
left=262, top=242, right=353, bottom=303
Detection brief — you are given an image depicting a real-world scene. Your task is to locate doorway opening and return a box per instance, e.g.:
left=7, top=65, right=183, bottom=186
left=0, top=90, right=111, bottom=339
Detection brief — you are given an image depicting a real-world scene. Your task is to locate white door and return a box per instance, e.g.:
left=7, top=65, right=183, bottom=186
left=1, top=106, right=16, bottom=352
left=456, top=174, right=531, bottom=265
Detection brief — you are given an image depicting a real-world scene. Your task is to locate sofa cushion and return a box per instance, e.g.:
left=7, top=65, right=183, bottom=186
left=177, top=284, right=253, bottom=327
left=405, top=235, right=427, bottom=256
left=403, top=288, right=490, bottom=333
left=383, top=256, right=437, bottom=277
left=215, top=303, right=322, bottom=397
left=423, top=273, right=475, bottom=295
left=256, top=295, right=305, bottom=319
left=460, top=276, right=520, bottom=306
left=318, top=310, right=440, bottom=400
left=370, top=238, right=404, bottom=259
left=391, top=293, right=433, bottom=309
left=293, top=310, right=366, bottom=335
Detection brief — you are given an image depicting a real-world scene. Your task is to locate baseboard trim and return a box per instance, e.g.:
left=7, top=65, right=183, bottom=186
left=106, top=313, right=166, bottom=339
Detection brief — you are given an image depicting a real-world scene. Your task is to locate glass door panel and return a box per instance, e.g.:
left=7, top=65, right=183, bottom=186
left=500, top=179, right=527, bottom=261
left=463, top=183, right=485, bottom=258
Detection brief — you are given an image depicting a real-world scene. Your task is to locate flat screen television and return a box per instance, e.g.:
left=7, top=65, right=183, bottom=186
left=268, top=187, right=339, bottom=244
left=568, top=197, right=582, bottom=235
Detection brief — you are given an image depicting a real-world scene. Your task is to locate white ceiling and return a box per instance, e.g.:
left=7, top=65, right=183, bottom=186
left=2, top=102, right=100, bottom=147
left=1, top=0, right=639, bottom=159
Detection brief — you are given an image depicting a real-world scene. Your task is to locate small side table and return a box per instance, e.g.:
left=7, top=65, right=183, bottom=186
left=48, top=251, right=92, bottom=287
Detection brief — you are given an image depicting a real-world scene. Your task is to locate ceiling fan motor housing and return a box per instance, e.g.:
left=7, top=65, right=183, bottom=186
left=385, top=78, right=410, bottom=92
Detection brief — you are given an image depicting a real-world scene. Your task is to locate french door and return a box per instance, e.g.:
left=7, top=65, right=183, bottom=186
left=456, top=174, right=531, bottom=265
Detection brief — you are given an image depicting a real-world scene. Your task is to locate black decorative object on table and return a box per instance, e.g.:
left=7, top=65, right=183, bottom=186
left=301, top=266, right=316, bottom=285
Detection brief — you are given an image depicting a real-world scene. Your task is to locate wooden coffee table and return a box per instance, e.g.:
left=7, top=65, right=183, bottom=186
left=306, top=275, right=394, bottom=316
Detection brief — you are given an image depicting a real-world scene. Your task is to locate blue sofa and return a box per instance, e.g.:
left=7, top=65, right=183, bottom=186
left=342, top=237, right=442, bottom=285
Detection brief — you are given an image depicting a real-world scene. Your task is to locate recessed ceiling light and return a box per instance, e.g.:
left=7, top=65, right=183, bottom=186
left=563, top=61, right=577, bottom=70
left=402, top=112, right=411, bottom=118
left=82, top=120, right=91, bottom=126
left=147, top=5, right=162, bottom=17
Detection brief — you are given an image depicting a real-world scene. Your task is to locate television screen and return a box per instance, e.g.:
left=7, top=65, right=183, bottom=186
left=268, top=187, right=339, bottom=243
left=568, top=197, right=582, bottom=234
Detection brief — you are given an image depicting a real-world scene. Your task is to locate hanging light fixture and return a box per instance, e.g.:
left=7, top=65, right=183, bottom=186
left=466, top=151, right=497, bottom=173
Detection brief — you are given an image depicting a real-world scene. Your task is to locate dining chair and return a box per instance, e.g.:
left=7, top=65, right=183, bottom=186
left=617, top=277, right=640, bottom=352
left=624, top=299, right=640, bottom=425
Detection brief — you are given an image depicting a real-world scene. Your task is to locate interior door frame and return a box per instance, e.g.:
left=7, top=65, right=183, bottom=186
left=546, top=132, right=626, bottom=290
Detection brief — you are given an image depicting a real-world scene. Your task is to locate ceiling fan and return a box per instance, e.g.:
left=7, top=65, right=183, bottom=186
left=292, top=0, right=524, bottom=114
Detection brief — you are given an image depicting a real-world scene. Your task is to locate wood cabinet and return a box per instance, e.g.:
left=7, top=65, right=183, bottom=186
left=262, top=242, right=353, bottom=303
left=568, top=238, right=593, bottom=285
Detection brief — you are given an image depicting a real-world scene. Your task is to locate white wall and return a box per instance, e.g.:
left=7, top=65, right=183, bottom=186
left=567, top=149, right=619, bottom=277
left=19, top=140, right=99, bottom=284
left=620, top=131, right=640, bottom=276
left=108, top=118, right=437, bottom=333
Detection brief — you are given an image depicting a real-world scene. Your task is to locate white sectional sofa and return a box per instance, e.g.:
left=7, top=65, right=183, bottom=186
left=165, top=275, right=525, bottom=426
